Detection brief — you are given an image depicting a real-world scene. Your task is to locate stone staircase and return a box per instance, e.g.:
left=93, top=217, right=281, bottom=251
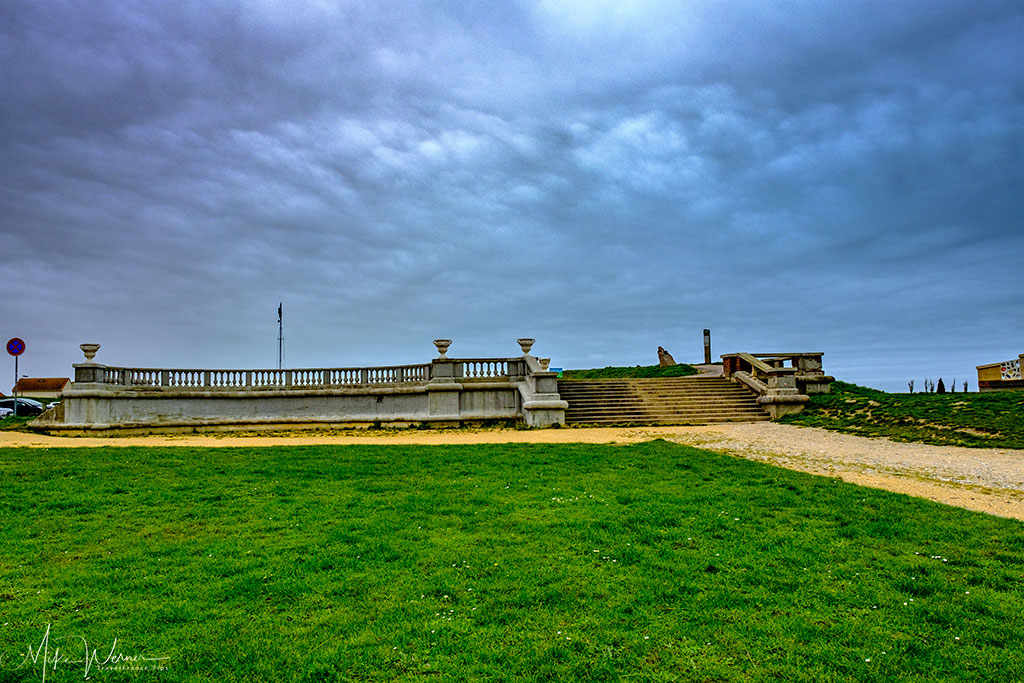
left=557, top=376, right=770, bottom=425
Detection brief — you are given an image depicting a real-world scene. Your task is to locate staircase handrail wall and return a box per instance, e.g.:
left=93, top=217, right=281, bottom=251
left=515, top=355, right=569, bottom=427
left=720, top=351, right=831, bottom=420
left=731, top=371, right=768, bottom=396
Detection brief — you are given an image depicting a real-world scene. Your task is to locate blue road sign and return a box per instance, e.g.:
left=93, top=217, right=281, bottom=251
left=6, top=338, right=25, bottom=356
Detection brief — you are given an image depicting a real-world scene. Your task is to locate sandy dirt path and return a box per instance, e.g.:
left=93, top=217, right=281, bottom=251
left=3, top=423, right=1022, bottom=521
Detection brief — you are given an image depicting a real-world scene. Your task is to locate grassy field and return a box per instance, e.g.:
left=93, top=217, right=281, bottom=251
left=561, top=363, right=699, bottom=379
left=1, top=442, right=1021, bottom=682
left=0, top=416, right=35, bottom=431
left=781, top=382, right=1024, bottom=449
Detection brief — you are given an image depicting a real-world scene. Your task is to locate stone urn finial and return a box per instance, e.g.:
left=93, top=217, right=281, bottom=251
left=539, top=358, right=551, bottom=371
left=80, top=343, right=101, bottom=362
left=433, top=339, right=452, bottom=359
left=517, top=338, right=535, bottom=356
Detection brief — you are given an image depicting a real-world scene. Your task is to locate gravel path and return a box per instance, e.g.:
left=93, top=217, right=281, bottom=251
left=3, top=423, right=1022, bottom=521
left=654, top=422, right=1024, bottom=522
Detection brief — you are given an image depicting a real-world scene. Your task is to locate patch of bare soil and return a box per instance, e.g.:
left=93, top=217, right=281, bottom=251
left=3, top=423, right=1022, bottom=521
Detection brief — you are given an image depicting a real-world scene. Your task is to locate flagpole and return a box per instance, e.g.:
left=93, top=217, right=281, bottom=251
left=277, top=303, right=283, bottom=370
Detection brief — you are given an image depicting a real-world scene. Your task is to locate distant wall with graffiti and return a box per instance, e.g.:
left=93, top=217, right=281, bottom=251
left=977, top=354, right=1024, bottom=392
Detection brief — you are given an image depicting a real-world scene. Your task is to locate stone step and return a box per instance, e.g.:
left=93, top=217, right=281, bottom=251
left=561, top=390, right=757, bottom=399
left=564, top=412, right=772, bottom=422
left=565, top=417, right=771, bottom=425
left=565, top=413, right=770, bottom=423
left=562, top=411, right=766, bottom=420
left=562, top=394, right=755, bottom=403
left=564, top=404, right=764, bottom=414
left=557, top=376, right=768, bottom=425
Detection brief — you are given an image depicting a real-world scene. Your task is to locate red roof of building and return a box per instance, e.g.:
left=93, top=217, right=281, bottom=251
left=12, top=377, right=70, bottom=393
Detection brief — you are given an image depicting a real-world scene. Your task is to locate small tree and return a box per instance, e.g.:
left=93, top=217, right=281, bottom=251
left=937, top=378, right=946, bottom=393
left=963, top=380, right=969, bottom=393
left=908, top=380, right=915, bottom=393
left=950, top=377, right=956, bottom=393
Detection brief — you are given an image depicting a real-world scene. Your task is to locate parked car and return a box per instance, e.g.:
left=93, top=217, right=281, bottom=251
left=0, top=397, right=45, bottom=416
left=0, top=407, right=13, bottom=419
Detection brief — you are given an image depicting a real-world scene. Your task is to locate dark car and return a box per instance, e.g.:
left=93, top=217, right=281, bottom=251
left=0, top=397, right=45, bottom=416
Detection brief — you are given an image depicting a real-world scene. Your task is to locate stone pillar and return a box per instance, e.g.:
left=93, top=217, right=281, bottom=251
left=758, top=368, right=808, bottom=419
left=703, top=329, right=711, bottom=365
left=73, top=343, right=105, bottom=385
left=766, top=371, right=798, bottom=395
left=797, top=354, right=823, bottom=373
left=428, top=356, right=461, bottom=420
left=73, top=363, right=105, bottom=384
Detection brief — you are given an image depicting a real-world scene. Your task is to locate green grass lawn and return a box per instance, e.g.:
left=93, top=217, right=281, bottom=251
left=561, top=363, right=699, bottom=379
left=1, top=442, right=1022, bottom=682
left=781, top=382, right=1024, bottom=449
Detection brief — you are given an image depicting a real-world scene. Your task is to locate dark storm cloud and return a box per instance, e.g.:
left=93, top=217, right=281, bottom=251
left=1, top=0, right=1021, bottom=389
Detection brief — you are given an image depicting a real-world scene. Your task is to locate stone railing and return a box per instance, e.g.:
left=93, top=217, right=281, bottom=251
left=89, top=363, right=437, bottom=389
left=721, top=352, right=833, bottom=419
left=84, top=359, right=523, bottom=389
left=38, top=339, right=565, bottom=431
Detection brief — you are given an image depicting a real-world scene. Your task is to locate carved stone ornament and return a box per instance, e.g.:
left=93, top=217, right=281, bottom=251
left=517, top=338, right=535, bottom=356
left=80, top=343, right=101, bottom=362
left=433, top=339, right=452, bottom=358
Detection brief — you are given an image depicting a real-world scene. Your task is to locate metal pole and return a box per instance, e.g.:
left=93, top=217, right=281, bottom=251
left=703, top=329, right=712, bottom=365
left=278, top=303, right=283, bottom=370
left=12, top=355, right=17, bottom=417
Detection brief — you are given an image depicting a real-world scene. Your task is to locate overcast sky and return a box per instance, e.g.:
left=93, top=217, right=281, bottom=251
left=2, top=0, right=1021, bottom=392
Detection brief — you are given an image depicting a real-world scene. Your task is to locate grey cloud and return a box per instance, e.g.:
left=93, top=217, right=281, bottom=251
left=1, top=0, right=1020, bottom=391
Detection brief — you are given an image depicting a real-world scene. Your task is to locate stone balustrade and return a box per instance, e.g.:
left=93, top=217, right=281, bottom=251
left=36, top=341, right=564, bottom=432
left=88, top=363, right=438, bottom=390
left=721, top=352, right=834, bottom=419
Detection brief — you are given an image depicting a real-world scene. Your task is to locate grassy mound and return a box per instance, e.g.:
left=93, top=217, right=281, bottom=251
left=781, top=381, right=1024, bottom=449
left=561, top=363, right=699, bottom=379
